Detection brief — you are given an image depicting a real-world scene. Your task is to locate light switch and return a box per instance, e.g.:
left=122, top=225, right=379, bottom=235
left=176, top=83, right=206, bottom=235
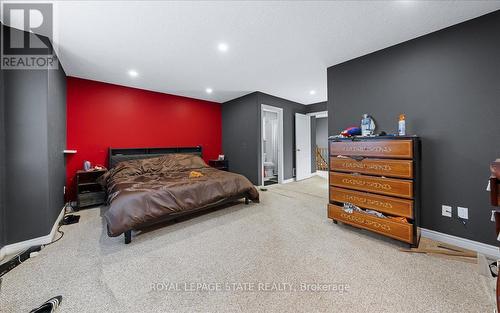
left=457, top=207, right=469, bottom=219
left=442, top=205, right=452, bottom=217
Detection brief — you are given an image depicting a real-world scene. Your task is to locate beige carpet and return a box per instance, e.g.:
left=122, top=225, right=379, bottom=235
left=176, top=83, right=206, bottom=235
left=0, top=176, right=494, bottom=312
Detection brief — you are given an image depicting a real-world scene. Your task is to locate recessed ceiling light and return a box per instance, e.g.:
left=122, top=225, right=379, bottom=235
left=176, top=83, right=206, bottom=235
left=217, top=43, right=229, bottom=53
left=397, top=0, right=416, bottom=5
left=205, top=88, right=213, bottom=94
left=128, top=70, right=138, bottom=77
left=309, top=90, right=316, bottom=95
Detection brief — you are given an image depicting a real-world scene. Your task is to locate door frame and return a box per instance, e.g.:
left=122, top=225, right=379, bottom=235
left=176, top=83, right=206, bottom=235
left=261, top=104, right=284, bottom=186
left=295, top=112, right=312, bottom=181
left=307, top=110, right=328, bottom=175
left=307, top=110, right=328, bottom=119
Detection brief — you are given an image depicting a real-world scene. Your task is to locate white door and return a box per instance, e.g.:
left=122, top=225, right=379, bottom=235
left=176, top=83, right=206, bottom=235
left=295, top=113, right=311, bottom=181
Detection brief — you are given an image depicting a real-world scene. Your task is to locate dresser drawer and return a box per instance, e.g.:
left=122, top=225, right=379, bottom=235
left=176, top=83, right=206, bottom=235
left=330, top=157, right=413, bottom=179
left=328, top=204, right=413, bottom=243
left=329, top=140, right=413, bottom=159
left=330, top=172, right=413, bottom=199
left=330, top=187, right=413, bottom=218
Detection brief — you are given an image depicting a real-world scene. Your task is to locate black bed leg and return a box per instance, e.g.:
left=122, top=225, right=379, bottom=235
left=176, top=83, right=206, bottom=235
left=245, top=197, right=249, bottom=205
left=124, top=230, right=132, bottom=244
left=332, top=219, right=338, bottom=224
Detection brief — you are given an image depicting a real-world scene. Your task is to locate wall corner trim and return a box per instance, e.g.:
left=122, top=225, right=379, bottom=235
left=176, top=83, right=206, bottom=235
left=0, top=207, right=65, bottom=262
left=420, top=228, right=500, bottom=259
left=307, top=110, right=328, bottom=118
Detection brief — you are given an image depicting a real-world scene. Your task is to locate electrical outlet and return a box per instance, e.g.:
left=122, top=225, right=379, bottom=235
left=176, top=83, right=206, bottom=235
left=442, top=205, right=452, bottom=217
left=457, top=207, right=469, bottom=219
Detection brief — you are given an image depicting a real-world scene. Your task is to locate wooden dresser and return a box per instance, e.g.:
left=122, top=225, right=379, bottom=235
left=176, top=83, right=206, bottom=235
left=328, top=136, right=421, bottom=247
left=489, top=159, right=500, bottom=313
left=491, top=159, right=500, bottom=207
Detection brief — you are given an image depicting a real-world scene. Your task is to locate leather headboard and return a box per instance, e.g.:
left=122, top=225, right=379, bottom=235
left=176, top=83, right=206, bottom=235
left=108, top=147, right=202, bottom=168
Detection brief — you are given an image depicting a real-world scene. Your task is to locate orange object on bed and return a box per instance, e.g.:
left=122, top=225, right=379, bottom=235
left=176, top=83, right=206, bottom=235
left=189, top=171, right=204, bottom=178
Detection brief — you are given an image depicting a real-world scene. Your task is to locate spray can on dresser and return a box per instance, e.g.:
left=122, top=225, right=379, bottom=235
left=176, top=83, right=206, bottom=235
left=361, top=114, right=375, bottom=136
left=398, top=114, right=406, bottom=136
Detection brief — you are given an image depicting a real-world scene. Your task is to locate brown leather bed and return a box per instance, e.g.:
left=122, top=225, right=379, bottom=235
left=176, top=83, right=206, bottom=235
left=100, top=147, right=259, bottom=244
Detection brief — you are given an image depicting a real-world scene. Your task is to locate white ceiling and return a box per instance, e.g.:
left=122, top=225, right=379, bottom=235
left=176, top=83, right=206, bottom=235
left=5, top=0, right=500, bottom=104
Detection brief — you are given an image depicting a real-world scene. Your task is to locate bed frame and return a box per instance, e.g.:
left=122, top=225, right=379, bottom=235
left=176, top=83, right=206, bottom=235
left=107, top=146, right=250, bottom=244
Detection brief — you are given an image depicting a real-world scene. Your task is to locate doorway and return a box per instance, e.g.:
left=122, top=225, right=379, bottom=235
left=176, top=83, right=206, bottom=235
left=308, top=111, right=328, bottom=177
left=261, top=104, right=284, bottom=186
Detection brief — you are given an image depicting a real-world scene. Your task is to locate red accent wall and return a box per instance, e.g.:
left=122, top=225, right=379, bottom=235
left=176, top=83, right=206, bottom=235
left=66, top=77, right=221, bottom=200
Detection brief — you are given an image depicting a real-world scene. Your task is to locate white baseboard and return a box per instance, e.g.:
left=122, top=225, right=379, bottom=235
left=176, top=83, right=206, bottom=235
left=282, top=174, right=325, bottom=183
left=0, top=206, right=65, bottom=262
left=313, top=171, right=328, bottom=179
left=421, top=228, right=500, bottom=259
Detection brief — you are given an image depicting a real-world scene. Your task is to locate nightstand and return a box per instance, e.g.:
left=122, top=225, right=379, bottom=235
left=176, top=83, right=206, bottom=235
left=209, top=159, right=229, bottom=171
left=76, top=169, right=107, bottom=209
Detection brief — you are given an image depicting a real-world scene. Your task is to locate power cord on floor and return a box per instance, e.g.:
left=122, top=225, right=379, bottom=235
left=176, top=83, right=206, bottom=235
left=42, top=225, right=65, bottom=247
left=42, top=202, right=76, bottom=247
left=0, top=203, right=77, bottom=297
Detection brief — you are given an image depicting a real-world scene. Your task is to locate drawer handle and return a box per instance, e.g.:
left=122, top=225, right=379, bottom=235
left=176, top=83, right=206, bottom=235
left=349, top=156, right=365, bottom=161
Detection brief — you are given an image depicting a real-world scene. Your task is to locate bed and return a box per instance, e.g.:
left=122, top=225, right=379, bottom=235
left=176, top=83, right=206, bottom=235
left=101, top=147, right=259, bottom=244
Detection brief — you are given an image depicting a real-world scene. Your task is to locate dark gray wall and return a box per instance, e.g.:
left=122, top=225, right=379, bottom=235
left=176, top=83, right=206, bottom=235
left=4, top=69, right=50, bottom=243
left=47, top=61, right=67, bottom=225
left=221, top=92, right=260, bottom=185
left=306, top=101, right=327, bottom=113
left=0, top=57, right=5, bottom=247
left=1, top=26, right=66, bottom=246
left=327, top=10, right=500, bottom=245
left=221, top=92, right=308, bottom=185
